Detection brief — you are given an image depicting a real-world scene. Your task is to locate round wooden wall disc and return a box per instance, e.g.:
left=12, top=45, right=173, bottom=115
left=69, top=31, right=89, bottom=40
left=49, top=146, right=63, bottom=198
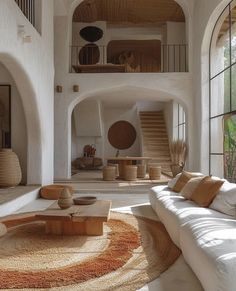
left=108, top=121, right=137, bottom=150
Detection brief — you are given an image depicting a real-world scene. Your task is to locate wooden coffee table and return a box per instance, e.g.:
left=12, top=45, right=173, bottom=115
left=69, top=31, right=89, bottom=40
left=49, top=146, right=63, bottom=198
left=35, top=200, right=111, bottom=236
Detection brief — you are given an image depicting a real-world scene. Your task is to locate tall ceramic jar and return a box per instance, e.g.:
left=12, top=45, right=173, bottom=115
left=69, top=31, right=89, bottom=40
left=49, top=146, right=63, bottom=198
left=58, top=188, right=73, bottom=209
left=0, top=149, right=22, bottom=187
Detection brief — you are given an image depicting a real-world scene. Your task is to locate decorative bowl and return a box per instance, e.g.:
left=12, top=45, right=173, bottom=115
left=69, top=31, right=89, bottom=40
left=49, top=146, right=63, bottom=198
left=73, top=196, right=97, bottom=205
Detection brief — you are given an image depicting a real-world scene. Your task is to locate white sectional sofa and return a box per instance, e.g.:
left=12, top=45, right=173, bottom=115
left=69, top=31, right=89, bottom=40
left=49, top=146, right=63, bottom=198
left=149, top=177, right=236, bottom=291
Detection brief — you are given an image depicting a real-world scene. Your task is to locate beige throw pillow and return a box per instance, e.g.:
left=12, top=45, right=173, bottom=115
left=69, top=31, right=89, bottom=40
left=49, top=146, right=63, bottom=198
left=190, top=176, right=225, bottom=207
left=180, top=176, right=206, bottom=199
left=172, top=171, right=203, bottom=193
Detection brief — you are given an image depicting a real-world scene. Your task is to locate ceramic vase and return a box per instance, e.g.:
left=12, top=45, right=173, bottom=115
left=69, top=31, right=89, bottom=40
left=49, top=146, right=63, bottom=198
left=58, top=188, right=73, bottom=209
left=0, top=148, right=22, bottom=187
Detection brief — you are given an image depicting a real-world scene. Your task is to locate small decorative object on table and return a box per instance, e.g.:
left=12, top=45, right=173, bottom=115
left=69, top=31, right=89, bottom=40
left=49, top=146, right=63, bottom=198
left=73, top=196, right=97, bottom=205
left=58, top=188, right=73, bottom=209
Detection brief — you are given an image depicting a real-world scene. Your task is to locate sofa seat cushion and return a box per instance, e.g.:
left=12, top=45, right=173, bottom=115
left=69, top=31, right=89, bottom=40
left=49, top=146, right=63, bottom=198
left=150, top=190, right=229, bottom=247
left=180, top=217, right=236, bottom=291
left=149, top=185, right=184, bottom=212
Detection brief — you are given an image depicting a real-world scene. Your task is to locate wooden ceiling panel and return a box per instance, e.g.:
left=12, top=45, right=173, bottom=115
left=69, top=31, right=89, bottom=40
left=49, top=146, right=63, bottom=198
left=73, top=0, right=185, bottom=24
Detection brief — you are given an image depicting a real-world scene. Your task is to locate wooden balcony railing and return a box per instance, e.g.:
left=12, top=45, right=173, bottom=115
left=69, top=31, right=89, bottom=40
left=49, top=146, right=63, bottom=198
left=70, top=44, right=188, bottom=73
left=15, top=0, right=36, bottom=28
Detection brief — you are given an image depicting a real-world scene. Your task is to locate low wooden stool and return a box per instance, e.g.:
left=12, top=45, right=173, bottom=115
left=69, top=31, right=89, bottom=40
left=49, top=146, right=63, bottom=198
left=137, top=164, right=146, bottom=178
left=149, top=166, right=162, bottom=180
left=124, top=165, right=138, bottom=181
left=103, top=166, right=116, bottom=181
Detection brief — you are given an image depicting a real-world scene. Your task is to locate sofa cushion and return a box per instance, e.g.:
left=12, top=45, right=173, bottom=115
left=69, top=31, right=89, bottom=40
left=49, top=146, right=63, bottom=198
left=190, top=176, right=224, bottom=207
left=210, top=181, right=236, bottom=217
left=149, top=185, right=183, bottom=214
left=180, top=217, right=236, bottom=291
left=172, top=171, right=204, bottom=193
left=180, top=176, right=206, bottom=199
left=151, top=192, right=229, bottom=247
left=168, top=173, right=182, bottom=189
left=172, top=171, right=192, bottom=192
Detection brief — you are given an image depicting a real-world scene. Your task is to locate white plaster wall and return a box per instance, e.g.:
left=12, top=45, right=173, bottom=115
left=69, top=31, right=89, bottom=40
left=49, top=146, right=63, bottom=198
left=0, top=63, right=27, bottom=184
left=54, top=0, right=195, bottom=179
left=0, top=0, right=54, bottom=185
left=167, top=22, right=186, bottom=44
left=71, top=99, right=103, bottom=161
left=136, top=101, right=166, bottom=112
left=54, top=73, right=193, bottom=179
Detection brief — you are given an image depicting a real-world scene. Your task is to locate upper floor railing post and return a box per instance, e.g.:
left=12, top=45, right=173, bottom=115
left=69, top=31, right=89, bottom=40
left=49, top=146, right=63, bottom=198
left=15, top=0, right=36, bottom=28
left=70, top=44, right=189, bottom=73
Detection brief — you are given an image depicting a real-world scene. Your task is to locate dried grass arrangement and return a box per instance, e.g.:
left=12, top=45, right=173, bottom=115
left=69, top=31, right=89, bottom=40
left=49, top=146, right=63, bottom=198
left=169, top=140, right=187, bottom=177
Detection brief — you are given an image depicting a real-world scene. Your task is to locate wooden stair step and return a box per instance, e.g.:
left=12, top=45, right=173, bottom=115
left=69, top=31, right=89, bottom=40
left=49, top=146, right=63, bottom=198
left=139, top=111, right=163, bottom=115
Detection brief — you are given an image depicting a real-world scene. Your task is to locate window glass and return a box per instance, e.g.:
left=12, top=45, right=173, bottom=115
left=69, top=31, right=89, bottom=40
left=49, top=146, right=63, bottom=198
left=210, top=155, right=224, bottom=178
left=211, top=7, right=230, bottom=77
left=224, top=114, right=236, bottom=182
left=210, top=117, right=224, bottom=153
left=210, top=68, right=230, bottom=117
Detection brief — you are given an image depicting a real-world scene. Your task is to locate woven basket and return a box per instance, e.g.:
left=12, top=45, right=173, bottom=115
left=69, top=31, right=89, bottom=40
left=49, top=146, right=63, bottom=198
left=0, top=149, right=22, bottom=187
left=149, top=166, right=162, bottom=180
left=103, top=166, right=116, bottom=181
left=124, top=165, right=137, bottom=181
left=40, top=185, right=74, bottom=200
left=137, top=164, right=146, bottom=178
left=107, top=163, right=119, bottom=176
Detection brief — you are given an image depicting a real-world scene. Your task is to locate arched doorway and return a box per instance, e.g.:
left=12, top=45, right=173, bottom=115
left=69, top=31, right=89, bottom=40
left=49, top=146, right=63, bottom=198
left=69, top=87, right=188, bottom=179
left=0, top=53, right=42, bottom=185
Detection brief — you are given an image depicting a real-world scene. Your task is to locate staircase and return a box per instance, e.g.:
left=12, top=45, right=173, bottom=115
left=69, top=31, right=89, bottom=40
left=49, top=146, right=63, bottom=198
left=139, top=111, right=172, bottom=176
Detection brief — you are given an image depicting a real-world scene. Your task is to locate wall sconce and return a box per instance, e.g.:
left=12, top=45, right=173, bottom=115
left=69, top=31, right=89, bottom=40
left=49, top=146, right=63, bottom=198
left=56, top=85, right=63, bottom=93
left=73, top=85, right=79, bottom=92
left=17, top=25, right=32, bottom=43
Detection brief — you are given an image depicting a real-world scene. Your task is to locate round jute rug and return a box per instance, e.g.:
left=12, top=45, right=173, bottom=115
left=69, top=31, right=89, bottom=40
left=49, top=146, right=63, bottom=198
left=0, top=212, right=181, bottom=290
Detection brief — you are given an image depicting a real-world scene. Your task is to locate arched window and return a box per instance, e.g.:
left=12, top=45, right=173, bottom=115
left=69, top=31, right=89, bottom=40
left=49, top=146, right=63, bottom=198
left=210, top=0, right=236, bottom=182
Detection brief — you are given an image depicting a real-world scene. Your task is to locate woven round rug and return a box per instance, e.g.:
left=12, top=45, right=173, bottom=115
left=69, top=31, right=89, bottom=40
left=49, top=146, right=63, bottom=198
left=0, top=212, right=181, bottom=290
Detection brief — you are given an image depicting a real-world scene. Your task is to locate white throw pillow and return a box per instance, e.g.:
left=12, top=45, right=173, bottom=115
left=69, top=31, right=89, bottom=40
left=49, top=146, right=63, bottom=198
left=210, top=181, right=236, bottom=217
left=180, top=176, right=206, bottom=199
left=168, top=173, right=182, bottom=189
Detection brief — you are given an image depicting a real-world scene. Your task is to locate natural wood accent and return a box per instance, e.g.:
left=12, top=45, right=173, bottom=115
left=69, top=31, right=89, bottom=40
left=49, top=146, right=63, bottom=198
left=73, top=0, right=185, bottom=24
left=72, top=64, right=126, bottom=73
left=106, top=157, right=151, bottom=179
left=218, top=5, right=236, bottom=40
left=139, top=111, right=172, bottom=176
left=107, top=40, right=161, bottom=73
left=35, top=200, right=111, bottom=236
left=108, top=120, right=137, bottom=150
